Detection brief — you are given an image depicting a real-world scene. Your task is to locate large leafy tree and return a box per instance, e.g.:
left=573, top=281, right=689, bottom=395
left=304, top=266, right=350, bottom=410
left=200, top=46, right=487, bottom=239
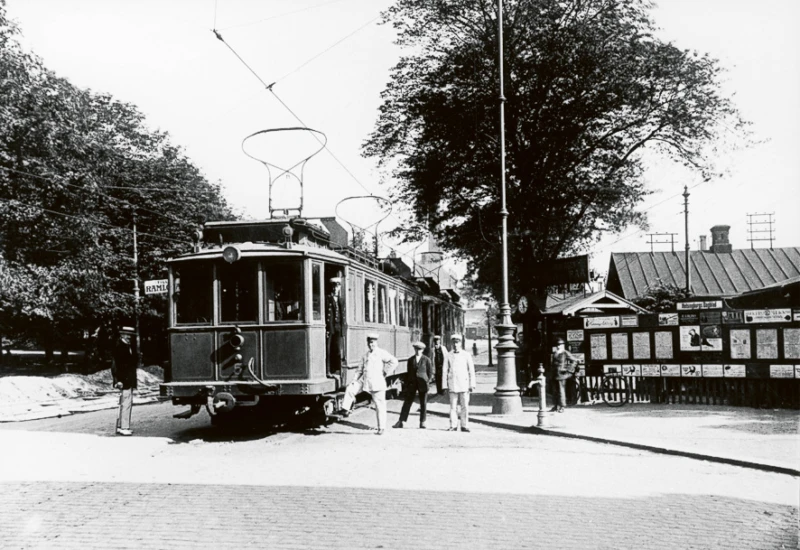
left=364, top=0, right=746, bottom=298
left=0, top=0, right=234, bottom=362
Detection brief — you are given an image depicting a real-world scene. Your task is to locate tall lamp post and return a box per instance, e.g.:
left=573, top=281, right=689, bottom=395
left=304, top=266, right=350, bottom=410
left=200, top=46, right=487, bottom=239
left=492, top=0, right=522, bottom=415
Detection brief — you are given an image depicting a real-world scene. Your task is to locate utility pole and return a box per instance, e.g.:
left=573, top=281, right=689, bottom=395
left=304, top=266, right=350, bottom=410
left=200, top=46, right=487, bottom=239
left=132, top=210, right=142, bottom=368
left=683, top=186, right=691, bottom=294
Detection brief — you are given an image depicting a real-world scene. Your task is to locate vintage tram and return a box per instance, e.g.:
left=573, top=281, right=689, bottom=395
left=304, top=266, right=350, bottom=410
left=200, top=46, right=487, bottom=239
left=160, top=216, right=464, bottom=425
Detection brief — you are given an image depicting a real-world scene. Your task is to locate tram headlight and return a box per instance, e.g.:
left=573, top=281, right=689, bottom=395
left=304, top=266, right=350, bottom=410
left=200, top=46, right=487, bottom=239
left=222, top=245, right=241, bottom=264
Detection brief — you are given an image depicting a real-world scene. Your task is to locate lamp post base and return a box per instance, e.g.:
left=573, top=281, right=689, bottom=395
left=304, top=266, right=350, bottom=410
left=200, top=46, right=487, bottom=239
left=491, top=307, right=522, bottom=415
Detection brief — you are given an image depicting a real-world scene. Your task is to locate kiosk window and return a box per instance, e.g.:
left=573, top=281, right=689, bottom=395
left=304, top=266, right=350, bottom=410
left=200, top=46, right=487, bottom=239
left=784, top=328, right=800, bottom=359
left=756, top=329, right=778, bottom=359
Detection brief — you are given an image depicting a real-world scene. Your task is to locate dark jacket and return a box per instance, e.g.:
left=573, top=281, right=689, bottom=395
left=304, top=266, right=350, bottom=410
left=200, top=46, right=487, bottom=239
left=405, top=354, right=433, bottom=383
left=112, top=338, right=138, bottom=389
left=552, top=349, right=577, bottom=381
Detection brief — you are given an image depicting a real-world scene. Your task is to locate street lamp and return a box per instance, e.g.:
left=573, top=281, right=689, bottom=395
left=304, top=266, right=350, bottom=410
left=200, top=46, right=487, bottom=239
left=492, top=0, right=522, bottom=415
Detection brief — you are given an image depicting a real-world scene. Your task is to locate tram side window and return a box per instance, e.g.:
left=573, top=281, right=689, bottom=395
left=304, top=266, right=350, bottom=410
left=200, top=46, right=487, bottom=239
left=265, top=263, right=303, bottom=322
left=398, top=291, right=406, bottom=326
left=312, top=263, right=322, bottom=321
left=389, top=288, right=397, bottom=325
left=364, top=280, right=377, bottom=323
left=219, top=261, right=258, bottom=323
left=175, top=265, right=213, bottom=325
left=378, top=284, right=388, bottom=324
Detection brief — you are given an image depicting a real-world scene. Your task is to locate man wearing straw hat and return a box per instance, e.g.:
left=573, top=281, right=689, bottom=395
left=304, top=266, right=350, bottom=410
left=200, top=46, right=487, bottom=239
left=445, top=333, right=476, bottom=432
left=393, top=341, right=433, bottom=429
left=341, top=333, right=398, bottom=434
left=112, top=326, right=137, bottom=436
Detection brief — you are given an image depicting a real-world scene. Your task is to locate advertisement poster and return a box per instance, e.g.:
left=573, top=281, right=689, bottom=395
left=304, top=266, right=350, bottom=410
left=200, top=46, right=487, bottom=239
left=729, top=329, right=751, bottom=359
left=783, top=328, right=800, bottom=359
left=658, top=313, right=678, bottom=326
left=602, top=364, right=622, bottom=375
left=756, top=329, right=778, bottom=359
left=590, top=333, right=607, bottom=361
left=641, top=364, right=661, bottom=377
left=677, top=300, right=723, bottom=310
left=611, top=333, right=629, bottom=360
left=702, top=364, right=724, bottom=377
left=567, top=329, right=585, bottom=342
left=620, top=315, right=638, bottom=327
left=681, top=364, right=702, bottom=377
left=744, top=309, right=792, bottom=324
left=632, top=332, right=651, bottom=359
left=679, top=312, right=699, bottom=325
left=721, top=310, right=744, bottom=324
left=584, top=316, right=620, bottom=329
left=654, top=331, right=674, bottom=359
left=723, top=364, right=746, bottom=378
left=660, top=364, right=681, bottom=377
left=769, top=365, right=794, bottom=379
left=699, top=311, right=721, bottom=325
left=679, top=325, right=722, bottom=351
left=621, top=364, right=640, bottom=376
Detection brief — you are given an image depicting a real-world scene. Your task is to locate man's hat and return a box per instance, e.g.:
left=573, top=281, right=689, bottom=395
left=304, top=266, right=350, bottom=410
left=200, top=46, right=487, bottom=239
left=412, top=341, right=426, bottom=350
left=433, top=335, right=442, bottom=341
left=330, top=277, right=342, bottom=284
left=119, top=326, right=135, bottom=336
left=555, top=337, right=566, bottom=345
left=366, top=332, right=379, bottom=341
left=450, top=333, right=462, bottom=341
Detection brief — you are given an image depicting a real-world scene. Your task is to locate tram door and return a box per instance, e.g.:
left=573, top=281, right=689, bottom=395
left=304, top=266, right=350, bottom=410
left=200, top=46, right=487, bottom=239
left=324, top=265, right=346, bottom=376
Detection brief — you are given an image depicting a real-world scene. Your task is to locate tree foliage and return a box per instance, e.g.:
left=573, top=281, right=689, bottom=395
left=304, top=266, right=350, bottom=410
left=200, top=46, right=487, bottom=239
left=0, top=0, right=235, bottom=360
left=633, top=279, right=691, bottom=312
left=364, top=0, right=746, bottom=299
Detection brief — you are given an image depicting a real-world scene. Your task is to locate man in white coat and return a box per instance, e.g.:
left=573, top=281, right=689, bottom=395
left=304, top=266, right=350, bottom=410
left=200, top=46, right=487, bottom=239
left=444, top=333, right=476, bottom=432
left=342, top=332, right=398, bottom=434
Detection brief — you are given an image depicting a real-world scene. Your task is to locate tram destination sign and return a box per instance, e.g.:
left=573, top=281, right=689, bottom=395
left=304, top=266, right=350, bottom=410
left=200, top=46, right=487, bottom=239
left=144, top=279, right=169, bottom=295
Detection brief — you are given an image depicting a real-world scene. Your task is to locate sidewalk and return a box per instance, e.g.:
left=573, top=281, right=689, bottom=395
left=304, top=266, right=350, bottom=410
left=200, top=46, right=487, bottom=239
left=414, top=364, right=800, bottom=476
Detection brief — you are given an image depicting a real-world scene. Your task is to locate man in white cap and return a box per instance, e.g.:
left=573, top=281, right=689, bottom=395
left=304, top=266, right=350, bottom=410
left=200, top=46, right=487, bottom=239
left=112, top=326, right=137, bottom=436
left=393, top=341, right=433, bottom=429
left=342, top=333, right=398, bottom=434
left=445, top=333, right=476, bottom=432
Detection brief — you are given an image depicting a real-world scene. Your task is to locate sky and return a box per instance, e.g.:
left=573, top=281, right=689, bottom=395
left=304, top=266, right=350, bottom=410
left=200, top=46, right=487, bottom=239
left=5, top=0, right=800, bottom=282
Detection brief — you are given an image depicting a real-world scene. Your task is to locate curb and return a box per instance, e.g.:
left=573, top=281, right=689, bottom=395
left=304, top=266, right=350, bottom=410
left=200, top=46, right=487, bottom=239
left=424, top=409, right=800, bottom=477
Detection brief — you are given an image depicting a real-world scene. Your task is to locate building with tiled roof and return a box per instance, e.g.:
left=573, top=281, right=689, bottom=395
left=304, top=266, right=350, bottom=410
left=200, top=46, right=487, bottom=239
left=606, top=225, right=800, bottom=301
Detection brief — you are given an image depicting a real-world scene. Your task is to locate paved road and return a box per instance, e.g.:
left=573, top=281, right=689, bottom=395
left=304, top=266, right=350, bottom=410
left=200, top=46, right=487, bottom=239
left=0, top=400, right=797, bottom=549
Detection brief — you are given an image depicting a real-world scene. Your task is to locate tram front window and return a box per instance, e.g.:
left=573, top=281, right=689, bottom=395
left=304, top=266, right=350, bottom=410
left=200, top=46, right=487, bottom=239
left=219, top=261, right=258, bottom=323
left=265, top=263, right=303, bottom=322
left=175, top=264, right=212, bottom=325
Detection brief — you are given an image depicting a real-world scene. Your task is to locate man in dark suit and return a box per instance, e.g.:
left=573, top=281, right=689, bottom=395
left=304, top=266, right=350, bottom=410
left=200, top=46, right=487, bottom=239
left=432, top=335, right=450, bottom=396
left=112, top=326, right=138, bottom=436
left=326, top=277, right=345, bottom=374
left=393, top=341, right=433, bottom=429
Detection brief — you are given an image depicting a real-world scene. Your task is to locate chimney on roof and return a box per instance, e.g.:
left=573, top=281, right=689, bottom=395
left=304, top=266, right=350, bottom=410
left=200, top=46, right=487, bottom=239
left=709, top=225, right=732, bottom=253
left=699, top=235, right=707, bottom=251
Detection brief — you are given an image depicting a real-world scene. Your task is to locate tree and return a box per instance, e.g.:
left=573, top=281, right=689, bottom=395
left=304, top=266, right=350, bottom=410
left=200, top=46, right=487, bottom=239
left=633, top=280, right=691, bottom=313
left=363, top=0, right=746, bottom=299
left=0, top=0, right=235, bottom=363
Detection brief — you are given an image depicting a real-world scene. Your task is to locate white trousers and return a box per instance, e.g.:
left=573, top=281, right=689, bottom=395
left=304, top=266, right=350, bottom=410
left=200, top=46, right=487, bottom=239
left=449, top=391, right=470, bottom=429
left=342, top=379, right=386, bottom=430
left=117, top=388, right=133, bottom=430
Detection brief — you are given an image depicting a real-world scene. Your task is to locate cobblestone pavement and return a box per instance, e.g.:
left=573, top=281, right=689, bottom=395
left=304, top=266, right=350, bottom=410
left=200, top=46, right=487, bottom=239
left=0, top=400, right=797, bottom=549
left=0, top=481, right=796, bottom=550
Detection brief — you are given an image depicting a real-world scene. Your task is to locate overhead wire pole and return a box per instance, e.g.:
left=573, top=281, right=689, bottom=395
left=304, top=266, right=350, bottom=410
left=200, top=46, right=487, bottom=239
left=683, top=186, right=691, bottom=294
left=132, top=209, right=142, bottom=368
left=492, top=0, right=522, bottom=415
